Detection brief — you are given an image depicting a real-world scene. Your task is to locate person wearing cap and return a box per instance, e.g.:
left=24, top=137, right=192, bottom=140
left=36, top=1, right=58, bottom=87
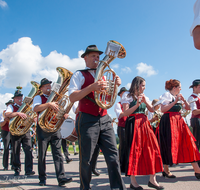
left=188, top=80, right=200, bottom=157
left=5, top=88, right=35, bottom=176
left=159, top=79, right=200, bottom=180
left=114, top=87, right=128, bottom=172
left=32, top=78, right=72, bottom=187
left=0, top=100, right=14, bottom=171
left=69, top=45, right=126, bottom=190
left=191, top=0, right=200, bottom=49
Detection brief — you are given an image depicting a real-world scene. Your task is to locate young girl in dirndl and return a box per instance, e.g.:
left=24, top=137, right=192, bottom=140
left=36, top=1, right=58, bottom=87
left=119, top=76, right=164, bottom=190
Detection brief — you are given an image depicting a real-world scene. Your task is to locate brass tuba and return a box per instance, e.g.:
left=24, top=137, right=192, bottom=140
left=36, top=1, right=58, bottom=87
left=94, top=40, right=126, bottom=109
left=9, top=81, right=42, bottom=136
left=38, top=67, right=73, bottom=133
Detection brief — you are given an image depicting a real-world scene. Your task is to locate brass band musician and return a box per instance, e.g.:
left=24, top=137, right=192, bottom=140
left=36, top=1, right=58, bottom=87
left=5, top=87, right=35, bottom=176
left=0, top=100, right=14, bottom=171
left=32, top=78, right=72, bottom=186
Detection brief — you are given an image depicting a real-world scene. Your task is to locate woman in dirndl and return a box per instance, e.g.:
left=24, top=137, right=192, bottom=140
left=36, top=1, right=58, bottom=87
left=159, top=79, right=200, bottom=179
left=119, top=76, right=164, bottom=190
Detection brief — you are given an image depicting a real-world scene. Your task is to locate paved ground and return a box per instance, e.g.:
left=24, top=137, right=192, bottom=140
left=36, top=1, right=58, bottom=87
left=0, top=150, right=200, bottom=190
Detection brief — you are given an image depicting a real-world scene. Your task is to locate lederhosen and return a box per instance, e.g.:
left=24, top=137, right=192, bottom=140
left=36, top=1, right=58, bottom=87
left=1, top=110, right=13, bottom=169
left=117, top=102, right=127, bottom=172
left=76, top=70, right=126, bottom=190
left=11, top=104, right=33, bottom=173
left=36, top=94, right=66, bottom=183
left=190, top=94, right=200, bottom=151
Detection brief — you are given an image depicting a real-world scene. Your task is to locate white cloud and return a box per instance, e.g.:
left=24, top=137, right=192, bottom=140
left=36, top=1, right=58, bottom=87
left=0, top=37, right=85, bottom=88
left=0, top=93, right=13, bottom=113
left=0, top=0, right=7, bottom=8
left=121, top=66, right=132, bottom=73
left=111, top=64, right=119, bottom=69
left=136, top=62, right=157, bottom=77
left=126, top=83, right=131, bottom=90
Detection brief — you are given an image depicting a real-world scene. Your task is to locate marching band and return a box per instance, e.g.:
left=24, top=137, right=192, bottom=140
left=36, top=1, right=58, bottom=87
left=1, top=40, right=200, bottom=190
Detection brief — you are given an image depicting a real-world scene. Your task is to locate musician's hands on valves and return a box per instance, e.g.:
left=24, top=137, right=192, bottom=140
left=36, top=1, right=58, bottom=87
left=17, top=112, right=27, bottom=119
left=93, top=80, right=108, bottom=92
left=48, top=102, right=59, bottom=112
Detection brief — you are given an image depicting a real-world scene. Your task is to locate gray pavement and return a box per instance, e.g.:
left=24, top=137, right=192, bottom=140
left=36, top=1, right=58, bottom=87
left=0, top=150, right=200, bottom=190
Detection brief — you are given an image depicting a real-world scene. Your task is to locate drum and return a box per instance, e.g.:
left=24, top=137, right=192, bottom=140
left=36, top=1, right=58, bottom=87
left=60, top=118, right=78, bottom=142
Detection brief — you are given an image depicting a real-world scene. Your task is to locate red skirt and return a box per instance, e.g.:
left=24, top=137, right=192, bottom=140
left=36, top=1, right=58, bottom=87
left=126, top=113, right=163, bottom=176
left=159, top=112, right=200, bottom=165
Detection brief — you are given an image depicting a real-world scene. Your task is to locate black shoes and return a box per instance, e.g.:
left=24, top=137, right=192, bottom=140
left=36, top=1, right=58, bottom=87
left=3, top=167, right=8, bottom=171
left=74, top=152, right=79, bottom=155
left=59, top=177, right=73, bottom=186
left=162, top=171, right=176, bottom=178
left=130, top=183, right=143, bottom=190
left=66, top=158, right=73, bottom=163
left=39, top=180, right=46, bottom=186
left=148, top=181, right=164, bottom=190
left=14, top=171, right=20, bottom=176
left=195, top=172, right=200, bottom=180
left=25, top=171, right=35, bottom=175
left=92, top=169, right=100, bottom=176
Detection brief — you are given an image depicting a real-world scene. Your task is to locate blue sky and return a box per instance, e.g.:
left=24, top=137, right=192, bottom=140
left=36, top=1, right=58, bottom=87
left=0, top=0, right=198, bottom=131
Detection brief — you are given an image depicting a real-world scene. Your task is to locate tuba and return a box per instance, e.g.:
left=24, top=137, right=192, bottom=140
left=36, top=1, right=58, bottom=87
left=38, top=67, right=73, bottom=133
left=94, top=40, right=126, bottom=109
left=9, top=81, right=42, bottom=136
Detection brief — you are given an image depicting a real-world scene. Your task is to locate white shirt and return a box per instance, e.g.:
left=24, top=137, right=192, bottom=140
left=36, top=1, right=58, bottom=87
left=121, top=91, right=151, bottom=105
left=188, top=93, right=200, bottom=111
left=147, top=111, right=154, bottom=120
left=32, top=94, right=49, bottom=110
left=114, top=102, right=123, bottom=119
left=68, top=67, right=96, bottom=96
left=72, top=101, right=79, bottom=114
left=5, top=103, right=20, bottom=113
left=190, top=0, right=200, bottom=36
left=0, top=112, right=4, bottom=122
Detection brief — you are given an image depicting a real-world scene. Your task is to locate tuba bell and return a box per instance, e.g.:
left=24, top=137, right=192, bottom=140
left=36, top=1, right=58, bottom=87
left=38, top=67, right=73, bottom=133
left=9, top=81, right=42, bottom=136
left=94, top=40, right=126, bottom=109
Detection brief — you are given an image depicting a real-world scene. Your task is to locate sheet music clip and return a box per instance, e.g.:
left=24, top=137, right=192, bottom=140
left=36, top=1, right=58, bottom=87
left=23, top=97, right=33, bottom=104
left=51, top=82, right=61, bottom=93
left=105, top=41, right=121, bottom=58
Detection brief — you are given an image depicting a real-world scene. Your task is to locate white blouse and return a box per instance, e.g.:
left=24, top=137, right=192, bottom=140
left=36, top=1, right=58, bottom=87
left=121, top=91, right=151, bottom=105
left=159, top=92, right=183, bottom=106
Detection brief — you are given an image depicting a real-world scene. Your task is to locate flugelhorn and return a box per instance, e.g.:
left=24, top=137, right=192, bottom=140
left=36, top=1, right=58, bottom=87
left=38, top=67, right=73, bottom=133
left=9, top=81, right=42, bottom=136
left=94, top=40, right=126, bottom=109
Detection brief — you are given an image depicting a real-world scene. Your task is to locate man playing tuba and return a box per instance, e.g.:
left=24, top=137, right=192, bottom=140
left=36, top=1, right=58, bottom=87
left=0, top=100, right=14, bottom=171
left=5, top=87, right=35, bottom=176
left=69, top=45, right=126, bottom=190
left=32, top=78, right=72, bottom=186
